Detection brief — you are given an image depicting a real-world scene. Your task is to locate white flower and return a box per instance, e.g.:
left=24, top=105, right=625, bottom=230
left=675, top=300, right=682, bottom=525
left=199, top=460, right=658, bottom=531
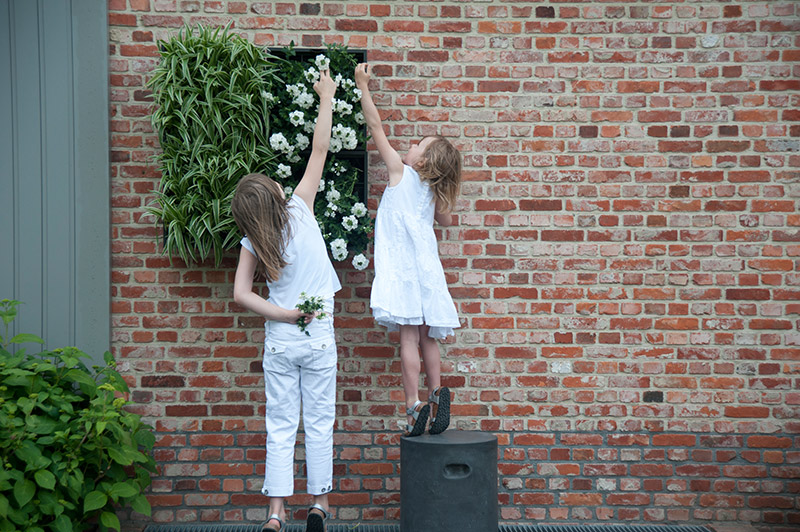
left=318, top=179, right=326, bottom=192
left=352, top=253, right=369, bottom=271
left=270, top=133, right=290, bottom=153
left=288, top=151, right=301, bottom=163
left=354, top=111, right=365, bottom=125
left=284, top=186, right=293, bottom=196
left=295, top=133, right=310, bottom=151
left=326, top=188, right=341, bottom=203
left=333, top=99, right=353, bottom=116
left=261, top=90, right=276, bottom=103
left=330, top=238, right=347, bottom=261
left=289, top=110, right=305, bottom=127
left=304, top=118, right=317, bottom=134
left=334, top=73, right=343, bottom=86
left=353, top=88, right=362, bottom=100
left=342, top=215, right=358, bottom=231
left=295, top=91, right=315, bottom=109
left=286, top=83, right=304, bottom=98
left=276, top=163, right=292, bottom=179
left=315, top=54, right=330, bottom=71
left=329, top=138, right=343, bottom=153
left=330, top=162, right=345, bottom=176
left=343, top=78, right=356, bottom=89
left=344, top=134, right=358, bottom=150
left=351, top=202, right=367, bottom=217
left=304, top=67, right=320, bottom=84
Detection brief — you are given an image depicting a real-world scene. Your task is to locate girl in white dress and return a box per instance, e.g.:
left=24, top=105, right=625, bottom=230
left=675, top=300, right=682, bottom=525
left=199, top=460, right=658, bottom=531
left=355, top=63, right=462, bottom=437
left=232, top=71, right=338, bottom=532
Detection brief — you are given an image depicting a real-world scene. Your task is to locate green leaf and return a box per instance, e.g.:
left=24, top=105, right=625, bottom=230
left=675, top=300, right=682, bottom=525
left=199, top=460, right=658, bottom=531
left=83, top=491, right=107, bottom=513
left=0, top=494, right=7, bottom=517
left=34, top=469, right=55, bottom=490
left=52, top=515, right=72, bottom=532
left=12, top=478, right=34, bottom=507
left=100, top=511, right=121, bottom=531
left=109, top=481, right=138, bottom=499
left=8, top=333, right=44, bottom=345
left=107, top=447, right=133, bottom=466
left=130, top=494, right=151, bottom=516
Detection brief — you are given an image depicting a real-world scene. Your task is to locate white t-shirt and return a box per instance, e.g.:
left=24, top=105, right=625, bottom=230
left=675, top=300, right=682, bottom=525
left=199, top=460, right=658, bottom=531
left=241, top=195, right=341, bottom=316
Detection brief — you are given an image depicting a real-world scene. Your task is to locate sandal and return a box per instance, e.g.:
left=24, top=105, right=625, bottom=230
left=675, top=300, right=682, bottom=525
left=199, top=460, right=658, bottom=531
left=261, top=514, right=284, bottom=532
left=403, top=400, right=430, bottom=437
left=306, top=503, right=330, bottom=532
left=428, top=386, right=451, bottom=435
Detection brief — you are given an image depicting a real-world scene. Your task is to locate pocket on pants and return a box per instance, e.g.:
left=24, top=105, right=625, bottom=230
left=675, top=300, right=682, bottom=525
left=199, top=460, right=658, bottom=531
left=307, top=338, right=337, bottom=370
left=263, top=340, right=289, bottom=372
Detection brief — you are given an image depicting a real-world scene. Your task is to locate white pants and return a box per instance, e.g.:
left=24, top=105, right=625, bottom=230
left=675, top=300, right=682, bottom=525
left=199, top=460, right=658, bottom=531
left=261, top=318, right=337, bottom=497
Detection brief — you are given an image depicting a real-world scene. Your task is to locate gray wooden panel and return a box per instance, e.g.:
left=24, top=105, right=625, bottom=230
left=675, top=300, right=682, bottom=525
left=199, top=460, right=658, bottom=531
left=0, top=0, right=109, bottom=360
left=42, top=0, right=75, bottom=347
left=72, top=0, right=110, bottom=360
left=0, top=4, right=14, bottom=321
left=12, top=0, right=44, bottom=346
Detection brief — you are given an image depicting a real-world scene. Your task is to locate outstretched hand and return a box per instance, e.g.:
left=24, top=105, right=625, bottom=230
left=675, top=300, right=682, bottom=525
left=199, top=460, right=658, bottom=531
left=314, top=69, right=337, bottom=101
left=355, top=63, right=370, bottom=88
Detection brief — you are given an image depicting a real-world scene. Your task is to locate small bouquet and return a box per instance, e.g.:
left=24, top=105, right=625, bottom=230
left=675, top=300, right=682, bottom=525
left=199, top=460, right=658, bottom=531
left=296, top=292, right=327, bottom=336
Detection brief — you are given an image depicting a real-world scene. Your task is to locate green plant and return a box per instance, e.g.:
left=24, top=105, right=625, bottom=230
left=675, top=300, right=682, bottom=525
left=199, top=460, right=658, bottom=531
left=147, top=24, right=280, bottom=266
left=295, top=292, right=328, bottom=335
left=269, top=44, right=373, bottom=270
left=0, top=300, right=156, bottom=532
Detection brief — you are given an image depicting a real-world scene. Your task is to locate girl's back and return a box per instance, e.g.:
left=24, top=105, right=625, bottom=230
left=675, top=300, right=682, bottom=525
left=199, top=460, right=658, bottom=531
left=377, top=165, right=436, bottom=224
left=371, top=164, right=459, bottom=339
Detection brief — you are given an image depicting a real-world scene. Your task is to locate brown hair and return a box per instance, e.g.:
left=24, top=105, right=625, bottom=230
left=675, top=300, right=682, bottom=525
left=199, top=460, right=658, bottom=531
left=415, top=136, right=462, bottom=213
left=231, top=173, right=291, bottom=282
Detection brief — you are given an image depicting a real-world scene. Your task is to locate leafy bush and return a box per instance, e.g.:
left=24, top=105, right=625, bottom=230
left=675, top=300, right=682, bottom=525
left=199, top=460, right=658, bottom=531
left=147, top=24, right=280, bottom=266
left=268, top=44, right=373, bottom=270
left=0, top=300, right=156, bottom=532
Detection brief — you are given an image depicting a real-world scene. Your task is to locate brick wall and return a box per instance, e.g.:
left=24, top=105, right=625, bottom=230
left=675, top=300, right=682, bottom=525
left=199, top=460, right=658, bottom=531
left=108, top=1, right=800, bottom=529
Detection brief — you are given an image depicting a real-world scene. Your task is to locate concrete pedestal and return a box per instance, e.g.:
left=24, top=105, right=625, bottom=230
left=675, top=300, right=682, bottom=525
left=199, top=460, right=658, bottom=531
left=400, top=430, right=498, bottom=532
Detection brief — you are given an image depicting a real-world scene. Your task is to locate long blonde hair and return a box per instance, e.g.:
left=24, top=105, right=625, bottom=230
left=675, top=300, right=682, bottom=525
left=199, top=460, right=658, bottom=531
left=231, top=173, right=290, bottom=282
left=415, top=136, right=462, bottom=213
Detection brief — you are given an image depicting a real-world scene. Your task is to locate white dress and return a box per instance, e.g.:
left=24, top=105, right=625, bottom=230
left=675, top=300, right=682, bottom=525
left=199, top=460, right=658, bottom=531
left=370, top=165, right=460, bottom=339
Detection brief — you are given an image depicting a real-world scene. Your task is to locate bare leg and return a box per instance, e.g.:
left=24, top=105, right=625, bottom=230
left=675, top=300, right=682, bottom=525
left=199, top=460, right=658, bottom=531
left=312, top=493, right=329, bottom=511
left=264, top=497, right=285, bottom=530
left=399, top=325, right=422, bottom=425
left=418, top=324, right=441, bottom=398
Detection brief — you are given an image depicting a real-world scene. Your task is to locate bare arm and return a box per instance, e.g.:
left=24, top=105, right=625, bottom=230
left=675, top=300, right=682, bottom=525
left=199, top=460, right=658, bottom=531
left=233, top=247, right=313, bottom=324
left=434, top=199, right=453, bottom=226
left=355, top=63, right=404, bottom=184
left=293, top=70, right=337, bottom=212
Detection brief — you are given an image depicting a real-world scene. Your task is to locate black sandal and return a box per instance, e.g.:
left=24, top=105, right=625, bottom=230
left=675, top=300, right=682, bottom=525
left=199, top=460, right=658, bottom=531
left=261, top=514, right=284, bottom=532
left=428, top=386, right=451, bottom=435
left=306, top=503, right=330, bottom=532
left=403, top=400, right=430, bottom=437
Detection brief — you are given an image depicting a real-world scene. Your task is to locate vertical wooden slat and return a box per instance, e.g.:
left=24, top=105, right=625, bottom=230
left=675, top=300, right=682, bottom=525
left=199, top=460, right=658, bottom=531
left=72, top=0, right=110, bottom=359
left=12, top=0, right=44, bottom=345
left=0, top=3, right=15, bottom=318
left=41, top=0, right=74, bottom=348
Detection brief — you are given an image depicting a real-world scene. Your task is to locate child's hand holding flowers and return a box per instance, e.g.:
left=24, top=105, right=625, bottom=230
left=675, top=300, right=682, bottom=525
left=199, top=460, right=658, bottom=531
left=295, top=292, right=327, bottom=335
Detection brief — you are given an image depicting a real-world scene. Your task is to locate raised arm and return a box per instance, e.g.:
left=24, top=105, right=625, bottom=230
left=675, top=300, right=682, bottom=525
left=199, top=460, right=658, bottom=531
left=293, top=69, right=337, bottom=211
left=355, top=63, right=404, bottom=184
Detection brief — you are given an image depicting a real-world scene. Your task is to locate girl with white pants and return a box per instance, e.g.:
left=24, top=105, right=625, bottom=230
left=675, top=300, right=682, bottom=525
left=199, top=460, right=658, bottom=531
left=232, top=70, right=339, bottom=532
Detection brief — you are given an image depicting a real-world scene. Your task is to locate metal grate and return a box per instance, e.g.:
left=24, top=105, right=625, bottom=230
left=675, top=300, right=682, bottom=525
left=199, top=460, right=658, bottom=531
left=145, top=524, right=711, bottom=532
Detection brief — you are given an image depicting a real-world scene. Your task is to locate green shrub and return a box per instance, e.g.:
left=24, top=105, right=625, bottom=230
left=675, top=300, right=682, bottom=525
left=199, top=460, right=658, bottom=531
left=0, top=300, right=156, bottom=532
left=147, top=24, right=280, bottom=266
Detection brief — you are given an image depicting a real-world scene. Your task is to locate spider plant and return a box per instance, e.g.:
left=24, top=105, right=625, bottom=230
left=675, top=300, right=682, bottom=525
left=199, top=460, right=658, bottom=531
left=147, top=24, right=279, bottom=266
